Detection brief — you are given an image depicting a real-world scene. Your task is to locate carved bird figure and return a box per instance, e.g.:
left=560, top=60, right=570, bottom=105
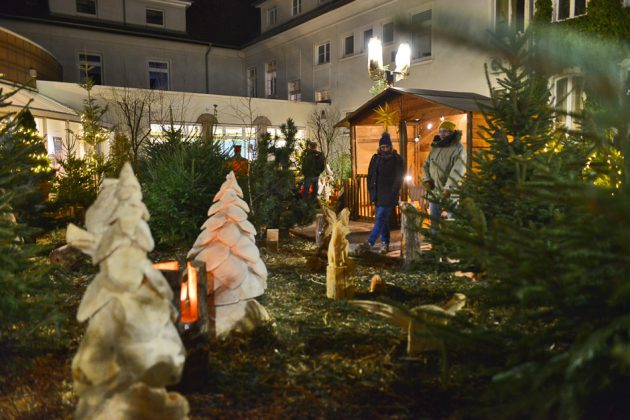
left=351, top=293, right=467, bottom=354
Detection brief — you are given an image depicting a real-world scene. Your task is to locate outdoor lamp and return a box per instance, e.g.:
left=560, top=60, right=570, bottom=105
left=368, top=38, right=411, bottom=86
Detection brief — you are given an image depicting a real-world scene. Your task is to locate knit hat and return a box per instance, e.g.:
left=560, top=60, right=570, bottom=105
left=438, top=120, right=456, bottom=132
left=379, top=132, right=392, bottom=146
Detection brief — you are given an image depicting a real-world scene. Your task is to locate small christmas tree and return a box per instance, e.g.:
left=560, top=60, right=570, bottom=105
left=188, top=171, right=269, bottom=338
left=67, top=163, right=188, bottom=419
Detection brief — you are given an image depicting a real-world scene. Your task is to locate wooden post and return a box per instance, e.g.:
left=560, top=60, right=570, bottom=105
left=326, top=265, right=353, bottom=299
left=400, top=201, right=422, bottom=267
left=315, top=213, right=325, bottom=247
left=266, top=228, right=279, bottom=251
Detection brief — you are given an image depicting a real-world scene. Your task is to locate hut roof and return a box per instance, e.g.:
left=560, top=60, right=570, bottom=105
left=336, top=87, right=492, bottom=127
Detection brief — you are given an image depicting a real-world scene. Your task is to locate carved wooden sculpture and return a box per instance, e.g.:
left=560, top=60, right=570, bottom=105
left=400, top=201, right=422, bottom=266
left=188, top=171, right=269, bottom=338
left=326, top=208, right=353, bottom=299
left=66, top=163, right=188, bottom=419
left=351, top=293, right=466, bottom=354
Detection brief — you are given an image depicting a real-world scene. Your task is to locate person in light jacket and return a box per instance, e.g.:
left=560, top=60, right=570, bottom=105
left=363, top=132, right=405, bottom=254
left=422, top=120, right=466, bottom=233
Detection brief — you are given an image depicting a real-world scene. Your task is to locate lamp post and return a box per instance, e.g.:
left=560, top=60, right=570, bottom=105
left=368, top=38, right=412, bottom=203
left=367, top=38, right=411, bottom=87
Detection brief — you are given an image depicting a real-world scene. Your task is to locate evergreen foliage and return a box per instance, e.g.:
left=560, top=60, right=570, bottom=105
left=140, top=129, right=228, bottom=249
left=53, top=75, right=112, bottom=218
left=428, top=27, right=630, bottom=418
left=249, top=118, right=314, bottom=230
left=0, top=86, right=67, bottom=346
left=0, top=108, right=54, bottom=229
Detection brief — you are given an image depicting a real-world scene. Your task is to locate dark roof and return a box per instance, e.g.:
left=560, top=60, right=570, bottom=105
left=340, top=87, right=492, bottom=126
left=0, top=0, right=256, bottom=48
left=244, top=0, right=354, bottom=47
left=186, top=0, right=260, bottom=47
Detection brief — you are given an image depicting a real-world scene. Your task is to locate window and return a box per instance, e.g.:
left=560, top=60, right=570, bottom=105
left=411, top=10, right=432, bottom=59
left=317, top=42, right=330, bottom=64
left=292, top=0, right=301, bottom=16
left=268, top=7, right=277, bottom=25
left=315, top=89, right=331, bottom=103
left=265, top=61, right=277, bottom=97
left=247, top=67, right=257, bottom=97
left=146, top=9, right=164, bottom=26
left=554, top=75, right=584, bottom=128
left=78, top=52, right=102, bottom=85
left=496, top=0, right=537, bottom=33
left=363, top=28, right=373, bottom=51
left=555, top=0, right=587, bottom=20
left=76, top=0, right=96, bottom=15
left=288, top=80, right=301, bottom=101
left=344, top=35, right=354, bottom=56
left=148, top=61, right=169, bottom=90
left=383, top=22, right=394, bottom=44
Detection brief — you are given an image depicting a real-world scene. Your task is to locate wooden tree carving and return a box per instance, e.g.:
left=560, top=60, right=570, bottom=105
left=66, top=163, right=188, bottom=419
left=188, top=171, right=269, bottom=338
left=326, top=207, right=353, bottom=299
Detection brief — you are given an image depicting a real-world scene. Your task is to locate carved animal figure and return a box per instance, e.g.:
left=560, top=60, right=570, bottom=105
left=351, top=293, right=467, bottom=354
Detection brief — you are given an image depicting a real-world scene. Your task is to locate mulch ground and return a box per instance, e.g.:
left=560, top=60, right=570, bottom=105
left=0, top=235, right=478, bottom=419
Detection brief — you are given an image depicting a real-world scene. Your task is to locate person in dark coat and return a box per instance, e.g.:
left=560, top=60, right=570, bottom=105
left=302, top=141, right=326, bottom=201
left=363, top=132, right=405, bottom=253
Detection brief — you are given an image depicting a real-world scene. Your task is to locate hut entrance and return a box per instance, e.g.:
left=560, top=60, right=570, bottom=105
left=338, top=87, right=490, bottom=221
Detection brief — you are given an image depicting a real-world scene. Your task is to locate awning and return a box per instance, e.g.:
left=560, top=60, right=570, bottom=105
left=1, top=81, right=80, bottom=121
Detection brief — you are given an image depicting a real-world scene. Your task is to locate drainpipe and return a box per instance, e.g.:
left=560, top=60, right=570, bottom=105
left=205, top=43, right=212, bottom=94
left=122, top=0, right=126, bottom=25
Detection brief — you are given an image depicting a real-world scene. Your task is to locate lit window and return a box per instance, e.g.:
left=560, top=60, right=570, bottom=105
left=411, top=10, right=432, bottom=59
left=554, top=74, right=584, bottom=128
left=78, top=52, right=102, bottom=85
left=288, top=80, right=301, bottom=101
left=383, top=22, right=394, bottom=44
left=148, top=61, right=169, bottom=90
left=344, top=35, right=354, bottom=56
left=268, top=7, right=277, bottom=25
left=315, top=89, right=330, bottom=103
left=363, top=28, right=373, bottom=51
left=555, top=0, right=587, bottom=20
left=317, top=42, right=330, bottom=64
left=76, top=0, right=96, bottom=15
left=247, top=67, right=257, bottom=97
left=265, top=61, right=277, bottom=97
left=146, top=9, right=164, bottom=26
left=292, top=0, right=302, bottom=16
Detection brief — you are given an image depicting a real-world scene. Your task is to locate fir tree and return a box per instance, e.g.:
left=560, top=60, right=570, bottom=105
left=0, top=108, right=54, bottom=228
left=429, top=27, right=630, bottom=418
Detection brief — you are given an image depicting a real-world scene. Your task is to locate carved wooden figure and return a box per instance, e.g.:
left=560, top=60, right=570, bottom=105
left=66, top=163, right=189, bottom=419
left=188, top=171, right=269, bottom=338
left=351, top=293, right=466, bottom=355
left=325, top=208, right=353, bottom=299
left=400, top=201, right=422, bottom=267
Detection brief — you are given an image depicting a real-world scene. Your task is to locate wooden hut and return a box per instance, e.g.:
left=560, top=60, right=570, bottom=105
left=338, top=87, right=491, bottom=221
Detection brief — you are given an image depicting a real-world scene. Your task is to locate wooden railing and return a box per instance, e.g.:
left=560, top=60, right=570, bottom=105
left=342, top=174, right=403, bottom=226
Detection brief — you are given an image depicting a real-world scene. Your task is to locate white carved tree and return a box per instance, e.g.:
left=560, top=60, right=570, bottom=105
left=67, top=163, right=188, bottom=419
left=188, top=171, right=269, bottom=338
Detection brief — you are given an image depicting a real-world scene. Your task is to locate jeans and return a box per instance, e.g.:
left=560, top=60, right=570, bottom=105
left=368, top=206, right=392, bottom=245
left=429, top=201, right=453, bottom=234
left=303, top=176, right=319, bottom=201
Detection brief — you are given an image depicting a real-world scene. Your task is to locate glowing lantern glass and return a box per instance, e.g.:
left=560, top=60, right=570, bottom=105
left=180, top=262, right=199, bottom=323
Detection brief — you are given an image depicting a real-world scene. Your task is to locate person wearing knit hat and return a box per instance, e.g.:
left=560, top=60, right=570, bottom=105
left=421, top=120, right=466, bottom=235
left=361, top=132, right=405, bottom=254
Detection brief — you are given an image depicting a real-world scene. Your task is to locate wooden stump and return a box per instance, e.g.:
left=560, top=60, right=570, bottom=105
left=400, top=202, right=422, bottom=268
left=266, top=228, right=279, bottom=251
left=326, top=265, right=353, bottom=299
